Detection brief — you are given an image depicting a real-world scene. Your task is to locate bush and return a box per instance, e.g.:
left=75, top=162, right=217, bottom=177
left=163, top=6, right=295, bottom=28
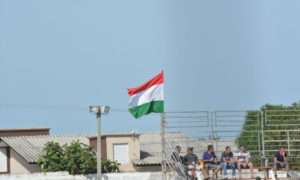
left=37, top=141, right=65, bottom=172
left=63, top=140, right=97, bottom=174
left=37, top=140, right=120, bottom=174
left=102, top=159, right=120, bottom=173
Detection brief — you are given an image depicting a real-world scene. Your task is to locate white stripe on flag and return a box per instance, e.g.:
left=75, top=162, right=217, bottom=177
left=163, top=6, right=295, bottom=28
left=128, top=84, right=164, bottom=108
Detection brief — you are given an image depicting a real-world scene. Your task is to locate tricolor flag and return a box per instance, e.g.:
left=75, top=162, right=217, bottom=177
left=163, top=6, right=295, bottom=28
left=128, top=71, right=164, bottom=118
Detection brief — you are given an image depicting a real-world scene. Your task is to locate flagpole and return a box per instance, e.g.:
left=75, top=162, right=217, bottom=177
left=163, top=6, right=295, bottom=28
left=160, top=112, right=167, bottom=180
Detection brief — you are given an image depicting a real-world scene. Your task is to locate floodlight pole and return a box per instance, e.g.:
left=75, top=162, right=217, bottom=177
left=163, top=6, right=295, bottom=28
left=90, top=105, right=110, bottom=180
left=96, top=111, right=102, bottom=180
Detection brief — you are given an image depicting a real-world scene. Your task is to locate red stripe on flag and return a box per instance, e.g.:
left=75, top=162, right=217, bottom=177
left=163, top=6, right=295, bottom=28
left=128, top=71, right=164, bottom=96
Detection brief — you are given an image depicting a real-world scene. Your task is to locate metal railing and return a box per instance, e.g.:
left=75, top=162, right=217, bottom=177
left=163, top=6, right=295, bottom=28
left=262, top=110, right=300, bottom=169
left=161, top=110, right=300, bottom=179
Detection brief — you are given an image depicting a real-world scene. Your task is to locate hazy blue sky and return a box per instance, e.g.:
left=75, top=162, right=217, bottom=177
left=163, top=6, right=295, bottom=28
left=1, top=1, right=300, bottom=134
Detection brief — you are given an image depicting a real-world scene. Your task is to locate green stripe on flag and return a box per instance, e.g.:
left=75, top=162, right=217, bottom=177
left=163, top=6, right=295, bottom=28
left=129, top=100, right=164, bottom=119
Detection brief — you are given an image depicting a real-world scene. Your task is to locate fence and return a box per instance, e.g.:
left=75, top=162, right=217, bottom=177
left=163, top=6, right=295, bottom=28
left=262, top=110, right=300, bottom=168
left=161, top=110, right=300, bottom=178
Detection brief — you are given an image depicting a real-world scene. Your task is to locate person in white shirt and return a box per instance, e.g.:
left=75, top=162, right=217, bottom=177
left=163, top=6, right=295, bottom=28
left=235, top=146, right=254, bottom=179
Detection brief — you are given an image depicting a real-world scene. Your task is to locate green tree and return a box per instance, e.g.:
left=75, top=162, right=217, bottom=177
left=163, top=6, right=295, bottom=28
left=37, top=141, right=65, bottom=172
left=102, top=159, right=120, bottom=173
left=63, top=140, right=96, bottom=174
left=235, top=111, right=261, bottom=165
left=38, top=140, right=120, bottom=174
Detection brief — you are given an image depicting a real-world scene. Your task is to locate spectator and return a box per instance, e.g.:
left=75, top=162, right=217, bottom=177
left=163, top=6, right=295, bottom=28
left=236, top=146, right=253, bottom=179
left=183, top=147, right=198, bottom=180
left=183, top=147, right=199, bottom=165
left=273, top=147, right=288, bottom=177
left=202, top=145, right=220, bottom=179
left=221, top=146, right=236, bottom=179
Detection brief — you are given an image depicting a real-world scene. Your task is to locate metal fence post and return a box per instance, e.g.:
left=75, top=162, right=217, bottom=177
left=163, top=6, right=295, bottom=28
left=261, top=111, right=265, bottom=158
left=287, top=131, right=291, bottom=156
left=210, top=111, right=215, bottom=140
left=257, top=111, right=261, bottom=156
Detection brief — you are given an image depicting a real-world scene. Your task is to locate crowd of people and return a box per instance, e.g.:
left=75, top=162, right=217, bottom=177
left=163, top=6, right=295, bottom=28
left=171, top=145, right=288, bottom=180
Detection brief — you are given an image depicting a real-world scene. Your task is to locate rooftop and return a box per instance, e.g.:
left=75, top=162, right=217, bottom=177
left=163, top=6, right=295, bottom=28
left=89, top=132, right=140, bottom=139
left=0, top=128, right=50, bottom=137
left=0, top=135, right=89, bottom=163
left=0, top=128, right=50, bottom=132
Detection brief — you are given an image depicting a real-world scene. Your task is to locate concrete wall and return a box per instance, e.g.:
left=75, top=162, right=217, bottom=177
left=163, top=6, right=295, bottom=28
left=89, top=137, right=107, bottom=160
left=0, top=172, right=162, bottom=180
left=105, top=136, right=140, bottom=172
left=9, top=149, right=40, bottom=174
left=135, top=165, right=161, bottom=172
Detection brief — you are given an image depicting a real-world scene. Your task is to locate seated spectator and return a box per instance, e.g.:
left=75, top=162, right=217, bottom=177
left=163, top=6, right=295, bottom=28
left=183, top=147, right=198, bottom=180
left=273, top=147, right=288, bottom=177
left=236, top=146, right=254, bottom=179
left=202, top=145, right=220, bottom=179
left=220, top=146, right=236, bottom=179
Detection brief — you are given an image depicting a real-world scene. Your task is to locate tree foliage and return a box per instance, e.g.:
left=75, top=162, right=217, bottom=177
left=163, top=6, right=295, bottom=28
left=37, top=141, right=65, bottom=172
left=236, top=111, right=261, bottom=165
left=102, top=159, right=120, bottom=173
left=38, top=140, right=120, bottom=174
left=62, top=141, right=97, bottom=174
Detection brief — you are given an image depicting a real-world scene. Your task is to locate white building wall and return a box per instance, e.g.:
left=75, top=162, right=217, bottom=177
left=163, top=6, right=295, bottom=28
left=0, top=172, right=163, bottom=180
left=105, top=136, right=140, bottom=172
